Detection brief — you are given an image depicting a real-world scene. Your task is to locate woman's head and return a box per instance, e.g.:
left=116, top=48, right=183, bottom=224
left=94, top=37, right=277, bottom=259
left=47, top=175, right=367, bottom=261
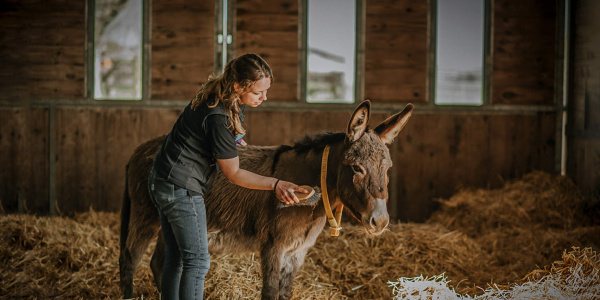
left=227, top=53, right=273, bottom=100
left=192, top=53, right=273, bottom=135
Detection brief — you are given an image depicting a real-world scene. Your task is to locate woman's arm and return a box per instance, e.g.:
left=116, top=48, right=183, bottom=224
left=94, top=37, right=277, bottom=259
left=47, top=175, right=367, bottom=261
left=217, top=156, right=306, bottom=204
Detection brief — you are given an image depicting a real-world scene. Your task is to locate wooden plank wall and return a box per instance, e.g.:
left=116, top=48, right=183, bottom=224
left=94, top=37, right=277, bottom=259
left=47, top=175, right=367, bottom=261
left=244, top=110, right=389, bottom=146
left=365, top=0, right=428, bottom=103
left=0, top=108, right=49, bottom=213
left=235, top=0, right=299, bottom=102
left=492, top=0, right=557, bottom=104
left=0, top=0, right=85, bottom=100
left=0, top=0, right=564, bottom=222
left=55, top=108, right=181, bottom=212
left=395, top=113, right=557, bottom=220
left=567, top=0, right=600, bottom=201
left=151, top=0, right=215, bottom=100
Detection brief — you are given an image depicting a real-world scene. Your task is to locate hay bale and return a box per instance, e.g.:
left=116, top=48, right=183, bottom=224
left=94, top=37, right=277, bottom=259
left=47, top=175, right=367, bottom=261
left=428, top=171, right=592, bottom=234
left=0, top=211, right=156, bottom=299
left=427, top=171, right=600, bottom=284
left=479, top=247, right=600, bottom=299
left=388, top=247, right=600, bottom=300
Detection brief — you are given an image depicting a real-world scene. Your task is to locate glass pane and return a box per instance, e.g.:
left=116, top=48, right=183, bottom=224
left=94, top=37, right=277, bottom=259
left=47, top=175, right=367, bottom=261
left=435, top=0, right=484, bottom=105
left=94, top=0, right=142, bottom=100
left=307, top=0, right=355, bottom=103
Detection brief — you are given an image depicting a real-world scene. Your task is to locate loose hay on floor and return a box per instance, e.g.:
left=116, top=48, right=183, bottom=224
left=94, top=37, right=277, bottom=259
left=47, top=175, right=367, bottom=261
left=388, top=247, right=600, bottom=300
left=0, top=171, right=598, bottom=299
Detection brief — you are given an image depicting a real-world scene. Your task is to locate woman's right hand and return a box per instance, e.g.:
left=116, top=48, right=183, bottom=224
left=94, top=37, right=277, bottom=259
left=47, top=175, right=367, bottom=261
left=275, top=180, right=308, bottom=205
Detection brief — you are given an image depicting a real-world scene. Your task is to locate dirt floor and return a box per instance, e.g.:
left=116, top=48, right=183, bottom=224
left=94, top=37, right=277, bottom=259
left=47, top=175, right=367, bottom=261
left=1, top=171, right=599, bottom=299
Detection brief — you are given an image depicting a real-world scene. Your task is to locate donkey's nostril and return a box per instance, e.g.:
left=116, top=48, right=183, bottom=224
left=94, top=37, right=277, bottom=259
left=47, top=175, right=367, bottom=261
left=369, top=217, right=377, bottom=228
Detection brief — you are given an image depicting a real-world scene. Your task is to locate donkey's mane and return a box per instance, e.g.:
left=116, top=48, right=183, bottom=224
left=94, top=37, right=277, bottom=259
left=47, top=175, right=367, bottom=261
left=270, top=131, right=347, bottom=174
left=292, top=131, right=347, bottom=153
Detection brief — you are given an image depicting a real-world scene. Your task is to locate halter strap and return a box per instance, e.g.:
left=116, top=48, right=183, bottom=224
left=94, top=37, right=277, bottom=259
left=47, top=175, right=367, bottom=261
left=321, top=145, right=343, bottom=236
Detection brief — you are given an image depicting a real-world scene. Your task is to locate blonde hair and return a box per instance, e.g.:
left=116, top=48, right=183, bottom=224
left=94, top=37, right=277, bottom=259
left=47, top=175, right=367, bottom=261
left=191, top=53, right=273, bottom=135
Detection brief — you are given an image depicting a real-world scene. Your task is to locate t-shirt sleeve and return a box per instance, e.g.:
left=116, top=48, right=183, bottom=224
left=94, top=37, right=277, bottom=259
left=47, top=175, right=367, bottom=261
left=205, top=114, right=238, bottom=159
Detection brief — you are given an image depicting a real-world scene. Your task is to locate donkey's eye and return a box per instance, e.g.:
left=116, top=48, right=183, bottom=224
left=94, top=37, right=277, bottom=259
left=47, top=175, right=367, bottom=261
left=351, top=165, right=364, bottom=174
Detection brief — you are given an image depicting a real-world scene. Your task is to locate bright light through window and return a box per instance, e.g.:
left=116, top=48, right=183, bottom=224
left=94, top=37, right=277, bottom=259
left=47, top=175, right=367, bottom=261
left=435, top=0, right=484, bottom=105
left=306, top=0, right=356, bottom=103
left=94, top=0, right=142, bottom=100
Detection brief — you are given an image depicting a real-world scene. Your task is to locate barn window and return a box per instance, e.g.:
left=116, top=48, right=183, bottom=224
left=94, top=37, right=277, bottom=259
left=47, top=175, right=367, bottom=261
left=434, top=0, right=485, bottom=105
left=93, top=0, right=143, bottom=100
left=305, top=0, right=357, bottom=103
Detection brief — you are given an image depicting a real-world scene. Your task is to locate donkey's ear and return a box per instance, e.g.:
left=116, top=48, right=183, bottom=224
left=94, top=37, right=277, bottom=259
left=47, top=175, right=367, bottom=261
left=375, top=103, right=414, bottom=145
left=347, top=100, right=371, bottom=143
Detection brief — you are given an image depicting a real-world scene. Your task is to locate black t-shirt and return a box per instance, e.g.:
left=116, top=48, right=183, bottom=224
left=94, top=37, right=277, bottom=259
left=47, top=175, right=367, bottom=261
left=153, top=99, right=245, bottom=195
left=205, top=114, right=238, bottom=160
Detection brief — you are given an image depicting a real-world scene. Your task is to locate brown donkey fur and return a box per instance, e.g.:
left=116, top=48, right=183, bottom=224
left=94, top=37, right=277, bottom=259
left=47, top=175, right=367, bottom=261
left=119, top=101, right=414, bottom=299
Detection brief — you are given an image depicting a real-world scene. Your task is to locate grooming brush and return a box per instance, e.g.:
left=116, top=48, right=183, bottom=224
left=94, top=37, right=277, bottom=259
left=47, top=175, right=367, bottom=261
left=277, top=185, right=321, bottom=208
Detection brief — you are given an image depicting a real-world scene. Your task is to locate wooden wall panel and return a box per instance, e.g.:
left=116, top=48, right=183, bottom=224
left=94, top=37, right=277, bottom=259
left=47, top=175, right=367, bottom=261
left=0, top=108, right=49, bottom=213
left=568, top=138, right=600, bottom=201
left=394, top=113, right=557, bottom=221
left=567, top=0, right=600, bottom=201
left=492, top=0, right=556, bottom=104
left=151, top=0, right=215, bottom=100
left=245, top=110, right=351, bottom=146
left=235, top=0, right=298, bottom=101
left=0, top=0, right=85, bottom=100
left=569, top=0, right=600, bottom=132
left=56, top=108, right=181, bottom=213
left=364, top=0, right=428, bottom=103
left=244, top=110, right=388, bottom=146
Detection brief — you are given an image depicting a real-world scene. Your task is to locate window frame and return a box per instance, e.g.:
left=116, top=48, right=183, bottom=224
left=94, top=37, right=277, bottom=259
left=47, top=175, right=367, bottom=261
left=299, top=0, right=365, bottom=105
left=429, top=0, right=492, bottom=107
left=88, top=0, right=150, bottom=101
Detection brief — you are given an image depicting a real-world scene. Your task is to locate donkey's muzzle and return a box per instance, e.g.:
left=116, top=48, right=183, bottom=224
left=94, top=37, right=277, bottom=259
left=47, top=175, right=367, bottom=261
left=364, top=198, right=389, bottom=235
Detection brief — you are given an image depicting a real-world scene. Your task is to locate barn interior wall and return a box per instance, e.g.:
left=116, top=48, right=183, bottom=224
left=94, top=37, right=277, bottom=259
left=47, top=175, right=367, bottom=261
left=0, top=0, right=564, bottom=222
left=151, top=0, right=215, bottom=100
left=567, top=0, right=600, bottom=202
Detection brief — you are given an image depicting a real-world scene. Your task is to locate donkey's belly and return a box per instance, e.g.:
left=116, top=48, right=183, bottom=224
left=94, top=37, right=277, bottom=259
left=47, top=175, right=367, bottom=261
left=207, top=230, right=260, bottom=254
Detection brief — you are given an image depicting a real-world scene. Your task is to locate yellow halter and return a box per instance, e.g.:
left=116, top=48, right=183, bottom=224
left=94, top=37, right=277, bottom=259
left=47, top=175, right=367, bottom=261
left=321, top=145, right=344, bottom=236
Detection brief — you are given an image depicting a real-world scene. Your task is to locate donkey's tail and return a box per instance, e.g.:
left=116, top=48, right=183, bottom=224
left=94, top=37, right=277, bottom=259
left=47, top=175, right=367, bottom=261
left=119, top=163, right=136, bottom=298
left=120, top=163, right=131, bottom=253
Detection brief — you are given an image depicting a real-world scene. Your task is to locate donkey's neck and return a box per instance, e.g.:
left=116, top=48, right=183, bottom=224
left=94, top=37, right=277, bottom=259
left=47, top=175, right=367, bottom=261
left=275, top=133, right=346, bottom=208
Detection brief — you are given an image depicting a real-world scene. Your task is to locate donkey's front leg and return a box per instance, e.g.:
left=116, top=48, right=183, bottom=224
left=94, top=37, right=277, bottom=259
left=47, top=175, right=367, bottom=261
left=278, top=251, right=307, bottom=300
left=260, top=244, right=284, bottom=300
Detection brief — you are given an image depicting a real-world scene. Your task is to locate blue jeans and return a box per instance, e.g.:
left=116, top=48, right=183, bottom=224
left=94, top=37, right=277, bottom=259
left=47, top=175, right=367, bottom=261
left=148, top=168, right=210, bottom=300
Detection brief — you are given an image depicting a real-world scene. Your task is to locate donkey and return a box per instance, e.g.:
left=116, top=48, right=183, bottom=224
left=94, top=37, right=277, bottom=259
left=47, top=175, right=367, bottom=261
left=119, top=100, right=414, bottom=299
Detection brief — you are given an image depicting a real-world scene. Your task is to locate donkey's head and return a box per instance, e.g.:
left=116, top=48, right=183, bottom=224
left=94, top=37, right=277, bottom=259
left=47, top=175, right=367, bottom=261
left=336, top=100, right=413, bottom=235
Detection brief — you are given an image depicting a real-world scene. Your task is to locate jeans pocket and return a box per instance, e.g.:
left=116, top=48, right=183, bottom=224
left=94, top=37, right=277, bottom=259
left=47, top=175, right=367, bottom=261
left=152, top=177, right=175, bottom=208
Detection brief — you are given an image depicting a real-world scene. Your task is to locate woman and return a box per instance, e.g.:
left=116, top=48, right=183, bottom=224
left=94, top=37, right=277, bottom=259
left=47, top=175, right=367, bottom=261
left=148, top=53, right=305, bottom=299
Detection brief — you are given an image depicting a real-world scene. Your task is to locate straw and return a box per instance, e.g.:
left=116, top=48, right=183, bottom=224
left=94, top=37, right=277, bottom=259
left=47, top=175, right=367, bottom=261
left=0, top=171, right=598, bottom=299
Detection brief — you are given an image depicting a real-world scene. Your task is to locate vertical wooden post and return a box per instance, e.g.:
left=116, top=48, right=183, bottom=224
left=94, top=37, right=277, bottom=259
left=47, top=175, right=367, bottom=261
left=18, top=189, right=26, bottom=214
left=49, top=105, right=57, bottom=216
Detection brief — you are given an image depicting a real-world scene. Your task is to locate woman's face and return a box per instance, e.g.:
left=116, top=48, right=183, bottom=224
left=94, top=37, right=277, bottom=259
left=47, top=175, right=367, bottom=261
left=236, top=77, right=271, bottom=107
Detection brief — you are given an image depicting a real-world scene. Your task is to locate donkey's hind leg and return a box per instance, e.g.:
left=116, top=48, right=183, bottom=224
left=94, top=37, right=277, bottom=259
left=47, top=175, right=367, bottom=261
left=119, top=219, right=159, bottom=298
left=150, top=233, right=165, bottom=291
left=278, top=251, right=307, bottom=300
